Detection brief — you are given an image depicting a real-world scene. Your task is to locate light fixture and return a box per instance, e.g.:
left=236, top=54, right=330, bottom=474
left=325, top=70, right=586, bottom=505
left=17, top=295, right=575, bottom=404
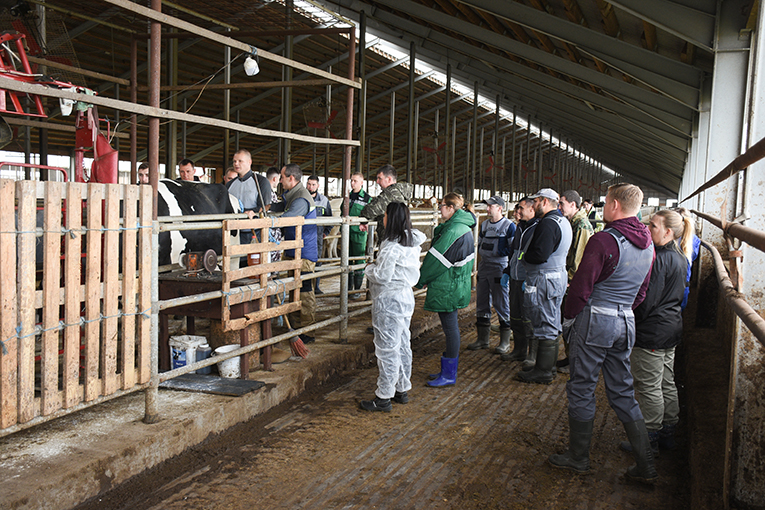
left=244, top=46, right=260, bottom=76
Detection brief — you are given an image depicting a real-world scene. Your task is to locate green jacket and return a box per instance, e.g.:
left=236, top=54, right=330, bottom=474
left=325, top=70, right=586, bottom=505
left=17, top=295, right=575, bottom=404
left=417, top=208, right=476, bottom=312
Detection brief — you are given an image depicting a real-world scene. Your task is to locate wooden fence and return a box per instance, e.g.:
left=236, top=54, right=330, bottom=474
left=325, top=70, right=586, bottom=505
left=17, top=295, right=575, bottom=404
left=0, top=180, right=153, bottom=433
left=220, top=216, right=304, bottom=332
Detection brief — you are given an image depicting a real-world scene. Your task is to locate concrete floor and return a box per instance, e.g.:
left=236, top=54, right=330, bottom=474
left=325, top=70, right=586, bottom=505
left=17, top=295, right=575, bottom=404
left=0, top=284, right=690, bottom=510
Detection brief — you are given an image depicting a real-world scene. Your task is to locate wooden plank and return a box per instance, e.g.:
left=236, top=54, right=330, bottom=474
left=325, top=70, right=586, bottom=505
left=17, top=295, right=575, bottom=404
left=226, top=302, right=302, bottom=332
left=27, top=55, right=130, bottom=85
left=221, top=221, right=232, bottom=326
left=137, top=185, right=152, bottom=384
left=34, top=280, right=127, bottom=309
left=0, top=179, right=18, bottom=428
left=0, top=78, right=360, bottom=148
left=5, top=117, right=130, bottom=139
left=224, top=239, right=301, bottom=257
left=41, top=182, right=63, bottom=415
left=225, top=258, right=302, bottom=283
left=83, top=185, right=103, bottom=401
left=149, top=79, right=337, bottom=92
left=120, top=185, right=138, bottom=390
left=100, top=0, right=361, bottom=89
left=101, top=185, right=120, bottom=396
left=225, top=279, right=301, bottom=307
left=63, top=183, right=84, bottom=408
left=226, top=216, right=305, bottom=231
left=15, top=180, right=37, bottom=422
left=224, top=239, right=299, bottom=257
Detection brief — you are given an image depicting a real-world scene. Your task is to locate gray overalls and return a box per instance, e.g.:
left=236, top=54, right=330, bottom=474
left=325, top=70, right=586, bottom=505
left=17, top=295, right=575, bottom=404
left=509, top=220, right=535, bottom=341
left=566, top=228, right=654, bottom=422
left=476, top=217, right=512, bottom=326
left=520, top=214, right=572, bottom=341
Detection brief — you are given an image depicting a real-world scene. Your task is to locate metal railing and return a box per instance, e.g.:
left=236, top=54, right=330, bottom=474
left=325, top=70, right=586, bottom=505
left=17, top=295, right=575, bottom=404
left=143, top=207, right=484, bottom=420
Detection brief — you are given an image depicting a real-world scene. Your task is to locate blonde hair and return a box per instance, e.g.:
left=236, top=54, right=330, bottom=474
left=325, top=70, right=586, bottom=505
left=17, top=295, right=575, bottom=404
left=670, top=208, right=696, bottom=261
left=607, top=183, right=643, bottom=215
left=442, top=192, right=465, bottom=210
left=654, top=210, right=695, bottom=261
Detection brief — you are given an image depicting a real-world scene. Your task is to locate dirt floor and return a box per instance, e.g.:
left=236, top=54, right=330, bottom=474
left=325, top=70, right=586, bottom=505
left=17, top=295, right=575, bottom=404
left=74, top=315, right=690, bottom=510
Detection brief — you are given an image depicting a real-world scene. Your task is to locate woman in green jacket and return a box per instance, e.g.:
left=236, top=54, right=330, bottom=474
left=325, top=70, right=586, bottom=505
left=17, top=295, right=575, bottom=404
left=417, top=192, right=476, bottom=387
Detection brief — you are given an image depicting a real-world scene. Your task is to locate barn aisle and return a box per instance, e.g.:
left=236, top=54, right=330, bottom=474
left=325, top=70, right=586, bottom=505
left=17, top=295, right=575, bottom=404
left=76, top=314, right=689, bottom=510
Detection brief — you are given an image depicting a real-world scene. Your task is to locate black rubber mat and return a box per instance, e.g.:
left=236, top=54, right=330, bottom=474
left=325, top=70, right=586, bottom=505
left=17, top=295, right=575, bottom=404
left=159, top=373, right=265, bottom=396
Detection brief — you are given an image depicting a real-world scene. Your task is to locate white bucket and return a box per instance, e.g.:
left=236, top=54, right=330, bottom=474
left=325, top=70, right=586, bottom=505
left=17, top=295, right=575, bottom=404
left=214, top=344, right=241, bottom=379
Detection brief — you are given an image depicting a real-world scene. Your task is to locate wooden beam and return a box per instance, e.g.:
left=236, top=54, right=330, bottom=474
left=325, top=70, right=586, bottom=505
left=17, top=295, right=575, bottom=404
left=138, top=79, right=336, bottom=92
left=0, top=77, right=359, bottom=147
left=5, top=117, right=130, bottom=139
left=26, top=56, right=130, bottom=86
left=101, top=0, right=361, bottom=89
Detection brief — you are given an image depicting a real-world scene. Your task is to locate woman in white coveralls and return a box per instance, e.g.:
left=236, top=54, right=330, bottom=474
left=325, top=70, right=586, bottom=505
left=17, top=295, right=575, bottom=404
left=359, top=202, right=425, bottom=412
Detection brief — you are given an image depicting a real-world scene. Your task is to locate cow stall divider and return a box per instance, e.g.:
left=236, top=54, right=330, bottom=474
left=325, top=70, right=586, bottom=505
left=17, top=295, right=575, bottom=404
left=0, top=180, right=153, bottom=437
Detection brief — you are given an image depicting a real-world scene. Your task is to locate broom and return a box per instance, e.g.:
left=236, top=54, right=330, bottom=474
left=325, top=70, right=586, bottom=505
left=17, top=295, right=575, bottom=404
left=276, top=293, right=310, bottom=358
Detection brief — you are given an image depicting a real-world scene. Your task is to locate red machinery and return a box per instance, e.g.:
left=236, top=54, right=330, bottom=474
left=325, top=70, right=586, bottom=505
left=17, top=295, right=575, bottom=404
left=0, top=31, right=118, bottom=184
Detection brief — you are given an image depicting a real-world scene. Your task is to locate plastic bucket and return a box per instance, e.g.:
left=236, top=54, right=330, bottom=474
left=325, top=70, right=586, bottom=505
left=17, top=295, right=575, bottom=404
left=214, top=344, right=241, bottom=379
left=169, top=335, right=207, bottom=370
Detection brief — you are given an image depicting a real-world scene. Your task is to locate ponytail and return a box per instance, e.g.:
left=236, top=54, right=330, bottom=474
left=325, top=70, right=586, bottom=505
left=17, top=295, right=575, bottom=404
left=678, top=214, right=695, bottom=262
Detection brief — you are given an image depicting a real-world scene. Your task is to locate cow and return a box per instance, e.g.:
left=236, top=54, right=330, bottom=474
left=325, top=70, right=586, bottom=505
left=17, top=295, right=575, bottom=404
left=156, top=179, right=241, bottom=267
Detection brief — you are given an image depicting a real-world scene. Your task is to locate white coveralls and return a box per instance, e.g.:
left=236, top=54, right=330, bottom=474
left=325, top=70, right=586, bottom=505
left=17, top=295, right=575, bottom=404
left=365, top=230, right=426, bottom=399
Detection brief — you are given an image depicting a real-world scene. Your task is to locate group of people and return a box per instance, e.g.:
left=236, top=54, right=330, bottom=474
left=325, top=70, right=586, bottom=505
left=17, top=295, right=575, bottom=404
left=360, top=174, right=697, bottom=487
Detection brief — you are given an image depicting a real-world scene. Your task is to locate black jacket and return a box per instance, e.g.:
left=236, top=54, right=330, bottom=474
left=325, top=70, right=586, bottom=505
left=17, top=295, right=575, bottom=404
left=634, top=242, right=686, bottom=350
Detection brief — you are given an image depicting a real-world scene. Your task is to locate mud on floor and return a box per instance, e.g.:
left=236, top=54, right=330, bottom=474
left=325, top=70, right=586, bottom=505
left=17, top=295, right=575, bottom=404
left=75, top=320, right=690, bottom=510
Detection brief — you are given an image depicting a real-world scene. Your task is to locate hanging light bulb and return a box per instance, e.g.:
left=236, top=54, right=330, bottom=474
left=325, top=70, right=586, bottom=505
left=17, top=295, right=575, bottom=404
left=244, top=46, right=260, bottom=76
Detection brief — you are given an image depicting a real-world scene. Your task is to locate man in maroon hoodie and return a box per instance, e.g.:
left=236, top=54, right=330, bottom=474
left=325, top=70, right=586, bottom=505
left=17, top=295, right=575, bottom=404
left=547, top=183, right=659, bottom=484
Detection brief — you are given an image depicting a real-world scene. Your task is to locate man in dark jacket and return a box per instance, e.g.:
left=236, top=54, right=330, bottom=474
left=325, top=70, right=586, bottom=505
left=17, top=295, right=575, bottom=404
left=270, top=164, right=318, bottom=344
left=517, top=188, right=572, bottom=385
left=548, top=183, right=658, bottom=484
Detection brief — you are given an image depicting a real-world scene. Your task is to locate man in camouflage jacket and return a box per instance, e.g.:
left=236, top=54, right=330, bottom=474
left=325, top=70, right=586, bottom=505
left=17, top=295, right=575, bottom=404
left=360, top=164, right=414, bottom=243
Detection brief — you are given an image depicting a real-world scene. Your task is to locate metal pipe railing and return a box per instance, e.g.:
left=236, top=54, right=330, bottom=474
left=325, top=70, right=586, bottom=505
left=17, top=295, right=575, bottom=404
left=699, top=240, right=765, bottom=347
left=693, top=210, right=765, bottom=254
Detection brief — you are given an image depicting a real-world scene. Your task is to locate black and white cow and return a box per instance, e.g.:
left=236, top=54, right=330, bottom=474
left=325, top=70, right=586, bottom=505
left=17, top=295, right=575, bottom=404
left=157, top=179, right=241, bottom=267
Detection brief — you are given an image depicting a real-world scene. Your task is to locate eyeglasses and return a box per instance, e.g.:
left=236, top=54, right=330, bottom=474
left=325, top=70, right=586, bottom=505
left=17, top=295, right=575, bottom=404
left=438, top=204, right=451, bottom=209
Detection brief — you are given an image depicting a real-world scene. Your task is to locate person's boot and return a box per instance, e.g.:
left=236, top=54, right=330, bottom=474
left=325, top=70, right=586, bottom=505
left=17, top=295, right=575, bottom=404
left=517, top=338, right=557, bottom=384
left=314, top=277, right=323, bottom=295
left=467, top=323, right=491, bottom=350
left=354, top=271, right=364, bottom=291
left=494, top=326, right=513, bottom=354
left=623, top=419, right=659, bottom=484
left=359, top=396, right=391, bottom=412
left=620, top=430, right=660, bottom=456
left=658, top=422, right=677, bottom=450
left=428, top=352, right=446, bottom=380
left=522, top=337, right=538, bottom=371
left=501, top=328, right=527, bottom=362
left=548, top=418, right=594, bottom=473
left=427, top=357, right=458, bottom=387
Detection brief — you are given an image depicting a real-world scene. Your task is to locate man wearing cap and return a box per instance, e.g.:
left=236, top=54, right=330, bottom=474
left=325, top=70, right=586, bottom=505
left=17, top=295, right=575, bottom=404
left=517, top=188, right=572, bottom=384
left=467, top=196, right=516, bottom=353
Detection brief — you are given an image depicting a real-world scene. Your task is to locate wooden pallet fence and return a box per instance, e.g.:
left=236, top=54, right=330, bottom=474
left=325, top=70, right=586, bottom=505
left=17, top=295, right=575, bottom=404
left=0, top=180, right=153, bottom=432
left=221, top=217, right=304, bottom=332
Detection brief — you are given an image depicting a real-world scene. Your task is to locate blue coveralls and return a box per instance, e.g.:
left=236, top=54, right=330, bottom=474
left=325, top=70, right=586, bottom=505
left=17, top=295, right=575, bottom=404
left=476, top=217, right=514, bottom=327
left=520, top=214, right=572, bottom=342
left=566, top=228, right=654, bottom=422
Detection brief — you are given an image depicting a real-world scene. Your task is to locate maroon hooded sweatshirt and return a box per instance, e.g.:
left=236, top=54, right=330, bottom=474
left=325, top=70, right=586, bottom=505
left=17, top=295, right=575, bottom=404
left=564, top=216, right=654, bottom=320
